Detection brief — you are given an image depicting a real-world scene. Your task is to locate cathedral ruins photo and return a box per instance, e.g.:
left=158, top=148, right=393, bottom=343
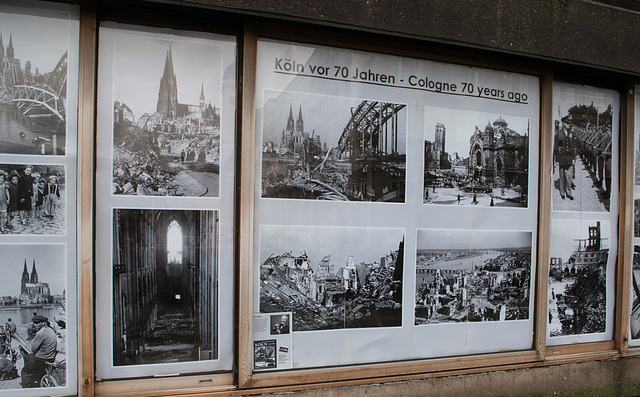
left=423, top=109, right=530, bottom=207
left=111, top=39, right=225, bottom=197
left=261, top=91, right=407, bottom=202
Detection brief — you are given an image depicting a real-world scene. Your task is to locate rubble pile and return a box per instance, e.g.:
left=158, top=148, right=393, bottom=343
left=262, top=160, right=353, bottom=200
left=112, top=121, right=183, bottom=195
left=260, top=247, right=403, bottom=331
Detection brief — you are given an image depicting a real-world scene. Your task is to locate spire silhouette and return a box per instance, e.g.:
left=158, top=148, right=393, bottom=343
left=156, top=45, right=178, bottom=119
left=30, top=258, right=38, bottom=284
left=21, top=259, right=29, bottom=295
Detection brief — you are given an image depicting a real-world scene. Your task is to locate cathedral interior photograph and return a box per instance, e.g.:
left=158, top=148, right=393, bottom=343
left=112, top=208, right=219, bottom=366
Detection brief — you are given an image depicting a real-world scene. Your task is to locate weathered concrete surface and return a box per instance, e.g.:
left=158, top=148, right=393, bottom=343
left=249, top=357, right=640, bottom=396
left=159, top=0, right=640, bottom=75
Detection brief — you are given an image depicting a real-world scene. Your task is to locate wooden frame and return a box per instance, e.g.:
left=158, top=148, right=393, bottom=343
left=235, top=19, right=625, bottom=389
left=78, top=3, right=97, bottom=395
left=66, top=3, right=639, bottom=395
left=77, top=3, right=242, bottom=396
left=618, top=82, right=636, bottom=354
left=543, top=77, right=626, bottom=356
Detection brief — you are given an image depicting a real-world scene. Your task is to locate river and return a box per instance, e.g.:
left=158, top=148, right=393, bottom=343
left=0, top=305, right=65, bottom=340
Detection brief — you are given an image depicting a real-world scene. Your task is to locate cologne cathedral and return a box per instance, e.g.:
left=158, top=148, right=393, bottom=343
left=134, top=45, right=220, bottom=133
left=20, top=259, right=51, bottom=304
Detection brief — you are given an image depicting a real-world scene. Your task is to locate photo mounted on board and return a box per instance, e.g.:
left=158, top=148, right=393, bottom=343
left=261, top=90, right=407, bottom=202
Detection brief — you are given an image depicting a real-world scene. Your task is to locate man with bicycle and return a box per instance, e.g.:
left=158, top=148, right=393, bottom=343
left=21, top=315, right=57, bottom=388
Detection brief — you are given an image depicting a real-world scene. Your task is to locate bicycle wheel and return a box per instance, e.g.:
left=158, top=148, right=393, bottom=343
left=40, top=374, right=58, bottom=387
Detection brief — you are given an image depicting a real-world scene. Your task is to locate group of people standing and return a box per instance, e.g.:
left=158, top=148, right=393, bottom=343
left=0, top=165, right=61, bottom=233
left=180, top=147, right=206, bottom=164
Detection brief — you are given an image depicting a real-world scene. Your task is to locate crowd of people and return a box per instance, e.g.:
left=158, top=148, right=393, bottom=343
left=0, top=165, right=61, bottom=234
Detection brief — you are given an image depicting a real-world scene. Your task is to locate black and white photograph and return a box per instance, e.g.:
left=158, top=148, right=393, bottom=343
left=261, top=90, right=407, bottom=202
left=423, top=108, right=530, bottom=207
left=270, top=314, right=290, bottom=335
left=0, top=244, right=67, bottom=390
left=548, top=220, right=609, bottom=337
left=0, top=9, right=72, bottom=155
left=259, top=225, right=404, bottom=331
left=635, top=199, right=640, bottom=238
left=414, top=229, right=532, bottom=325
left=109, top=30, right=227, bottom=197
left=253, top=340, right=276, bottom=370
left=552, top=99, right=613, bottom=212
left=0, top=164, right=65, bottom=235
left=112, top=208, right=218, bottom=366
left=635, top=141, right=640, bottom=186
left=630, top=246, right=640, bottom=340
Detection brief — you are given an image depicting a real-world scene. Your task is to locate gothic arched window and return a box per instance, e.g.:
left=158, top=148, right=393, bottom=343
left=167, top=220, right=183, bottom=264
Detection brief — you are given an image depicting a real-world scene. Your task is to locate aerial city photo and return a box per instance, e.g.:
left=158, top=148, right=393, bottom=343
left=259, top=226, right=404, bottom=331
left=414, top=229, right=532, bottom=325
left=548, top=220, right=609, bottom=337
left=261, top=90, right=407, bottom=202
left=0, top=244, right=67, bottom=389
left=423, top=108, right=530, bottom=207
left=109, top=33, right=227, bottom=197
left=0, top=22, right=69, bottom=155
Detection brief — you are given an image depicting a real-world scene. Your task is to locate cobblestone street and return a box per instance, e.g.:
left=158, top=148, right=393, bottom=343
left=3, top=191, right=65, bottom=235
left=553, top=156, right=608, bottom=212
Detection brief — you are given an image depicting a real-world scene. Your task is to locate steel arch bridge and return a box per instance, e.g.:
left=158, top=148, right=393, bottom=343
left=12, top=84, right=65, bottom=121
left=337, top=100, right=406, bottom=160
left=8, top=50, right=67, bottom=123
left=336, top=100, right=407, bottom=201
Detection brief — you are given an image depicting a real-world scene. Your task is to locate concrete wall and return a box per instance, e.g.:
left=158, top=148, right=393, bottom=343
left=159, top=0, right=640, bottom=75
left=258, top=357, right=640, bottom=397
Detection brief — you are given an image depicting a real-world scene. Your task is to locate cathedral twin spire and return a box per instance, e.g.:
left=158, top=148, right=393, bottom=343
left=0, top=33, right=15, bottom=60
left=20, top=258, right=39, bottom=295
left=286, top=104, right=304, bottom=133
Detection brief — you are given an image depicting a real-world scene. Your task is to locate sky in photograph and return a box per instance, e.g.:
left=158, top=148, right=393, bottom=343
left=424, top=107, right=531, bottom=159
left=554, top=85, right=614, bottom=121
left=416, top=229, right=532, bottom=251
left=0, top=7, right=71, bottom=73
left=110, top=29, right=225, bottom=121
left=260, top=225, right=405, bottom=271
left=0, top=244, right=66, bottom=297
left=550, top=219, right=611, bottom=262
left=261, top=89, right=407, bottom=154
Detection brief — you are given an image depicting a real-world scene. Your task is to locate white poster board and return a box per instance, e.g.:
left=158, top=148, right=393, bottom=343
left=630, top=84, right=640, bottom=346
left=0, top=1, right=79, bottom=395
left=253, top=39, right=540, bottom=369
left=547, top=82, right=619, bottom=346
left=94, top=23, right=236, bottom=379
